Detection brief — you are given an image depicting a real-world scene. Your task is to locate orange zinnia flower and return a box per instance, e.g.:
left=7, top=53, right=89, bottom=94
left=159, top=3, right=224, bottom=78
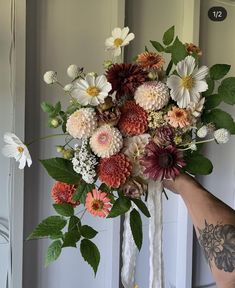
left=137, top=52, right=165, bottom=70
left=166, top=106, right=190, bottom=128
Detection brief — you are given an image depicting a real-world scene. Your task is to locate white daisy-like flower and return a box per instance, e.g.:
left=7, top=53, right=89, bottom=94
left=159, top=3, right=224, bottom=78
left=187, top=97, right=205, bottom=117
left=214, top=128, right=230, bottom=144
left=43, top=71, right=57, bottom=84
left=71, top=74, right=112, bottom=106
left=167, top=56, right=209, bottom=108
left=1, top=132, right=32, bottom=169
left=105, top=27, right=135, bottom=57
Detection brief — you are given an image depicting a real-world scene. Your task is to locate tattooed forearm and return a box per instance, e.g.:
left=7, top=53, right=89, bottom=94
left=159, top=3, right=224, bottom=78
left=198, top=221, right=235, bottom=272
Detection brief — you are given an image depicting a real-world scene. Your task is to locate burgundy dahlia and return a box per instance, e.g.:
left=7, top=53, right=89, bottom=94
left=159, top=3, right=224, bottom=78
left=106, top=63, right=147, bottom=99
left=153, top=125, right=175, bottom=146
left=141, top=141, right=185, bottom=180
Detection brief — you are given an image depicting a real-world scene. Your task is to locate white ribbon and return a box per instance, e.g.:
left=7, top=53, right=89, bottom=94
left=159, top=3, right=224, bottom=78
left=121, top=180, right=164, bottom=288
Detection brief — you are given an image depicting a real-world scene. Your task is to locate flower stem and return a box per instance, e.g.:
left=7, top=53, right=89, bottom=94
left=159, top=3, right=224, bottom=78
left=26, top=133, right=68, bottom=146
left=179, top=138, right=215, bottom=150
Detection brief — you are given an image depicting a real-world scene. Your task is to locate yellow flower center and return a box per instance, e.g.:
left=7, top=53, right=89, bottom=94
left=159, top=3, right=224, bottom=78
left=181, top=75, right=193, bottom=89
left=114, top=38, right=123, bottom=47
left=86, top=86, right=100, bottom=97
left=17, top=146, right=24, bottom=153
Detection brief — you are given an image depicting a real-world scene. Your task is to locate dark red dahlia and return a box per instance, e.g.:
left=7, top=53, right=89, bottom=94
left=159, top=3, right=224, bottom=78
left=141, top=141, right=185, bottom=181
left=153, top=125, right=175, bottom=146
left=106, top=63, right=147, bottom=99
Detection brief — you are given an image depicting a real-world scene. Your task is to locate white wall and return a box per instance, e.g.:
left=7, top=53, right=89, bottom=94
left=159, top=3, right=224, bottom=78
left=24, top=1, right=123, bottom=288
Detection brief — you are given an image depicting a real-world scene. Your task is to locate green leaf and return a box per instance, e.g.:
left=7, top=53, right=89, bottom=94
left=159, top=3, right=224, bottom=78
left=171, top=37, right=188, bottom=64
left=45, top=240, right=62, bottom=267
left=62, top=230, right=81, bottom=248
left=68, top=215, right=81, bottom=232
left=41, top=101, right=54, bottom=113
left=184, top=153, right=213, bottom=175
left=203, top=78, right=214, bottom=97
left=107, top=197, right=131, bottom=218
left=218, top=77, right=235, bottom=105
left=130, top=198, right=150, bottom=218
left=81, top=225, right=98, bottom=239
left=54, top=101, right=62, bottom=114
left=28, top=216, right=67, bottom=239
left=80, top=239, right=100, bottom=275
left=163, top=26, right=175, bottom=45
left=130, top=209, right=143, bottom=250
left=99, top=183, right=111, bottom=193
left=202, top=108, right=235, bottom=134
left=53, top=203, right=74, bottom=217
left=150, top=41, right=164, bottom=52
left=204, top=94, right=222, bottom=110
left=50, top=231, right=63, bottom=240
left=40, top=158, right=81, bottom=184
left=210, top=64, right=231, bottom=80
left=166, top=59, right=173, bottom=76
left=72, top=181, right=95, bottom=204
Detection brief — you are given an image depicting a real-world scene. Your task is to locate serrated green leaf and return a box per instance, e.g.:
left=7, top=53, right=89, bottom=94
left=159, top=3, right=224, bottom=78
left=72, top=181, right=95, bottom=204
left=41, top=101, right=54, bottom=113
left=163, top=26, right=175, bottom=45
left=218, top=77, right=235, bottom=105
left=68, top=215, right=81, bottom=231
left=40, top=158, right=81, bottom=184
left=107, top=197, right=131, bottom=218
left=203, top=78, right=214, bottom=97
left=62, top=230, right=80, bottom=248
left=202, top=108, right=235, bottom=134
left=210, top=64, right=231, bottom=80
left=45, top=240, right=62, bottom=267
left=28, top=216, right=67, bottom=240
left=130, top=198, right=151, bottom=218
left=130, top=209, right=143, bottom=250
left=204, top=94, right=222, bottom=110
left=81, top=225, right=98, bottom=239
left=171, top=37, right=188, bottom=64
left=80, top=239, right=100, bottom=275
left=53, top=203, right=74, bottom=217
left=150, top=41, right=164, bottom=52
left=184, top=153, right=213, bottom=175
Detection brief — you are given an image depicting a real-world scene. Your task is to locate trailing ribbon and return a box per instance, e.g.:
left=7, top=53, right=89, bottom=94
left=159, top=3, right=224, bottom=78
left=121, top=180, right=164, bottom=288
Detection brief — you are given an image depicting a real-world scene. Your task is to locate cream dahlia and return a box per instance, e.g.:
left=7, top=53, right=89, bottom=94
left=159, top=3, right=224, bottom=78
left=123, top=134, right=150, bottom=177
left=85, top=189, right=112, bottom=218
left=90, top=125, right=123, bottom=158
left=118, top=101, right=148, bottom=136
left=167, top=55, right=208, bottom=108
left=134, top=81, right=170, bottom=111
left=98, top=154, right=132, bottom=188
left=66, top=108, right=97, bottom=139
left=71, top=74, right=112, bottom=106
left=105, top=27, right=135, bottom=57
left=166, top=106, right=190, bottom=128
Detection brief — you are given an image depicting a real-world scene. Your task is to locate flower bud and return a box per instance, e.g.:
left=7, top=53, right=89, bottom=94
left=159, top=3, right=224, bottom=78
left=64, top=83, right=74, bottom=92
left=43, top=71, right=57, bottom=84
left=50, top=118, right=61, bottom=128
left=62, top=149, right=74, bottom=159
left=103, top=60, right=113, bottom=69
left=56, top=145, right=64, bottom=153
left=197, top=126, right=208, bottom=138
left=67, top=64, right=80, bottom=79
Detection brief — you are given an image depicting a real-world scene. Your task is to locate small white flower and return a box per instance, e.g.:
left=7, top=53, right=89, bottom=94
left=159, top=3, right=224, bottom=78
left=64, top=83, right=74, bottom=92
left=214, top=128, right=230, bottom=144
left=1, top=132, right=32, bottom=169
left=67, top=64, right=80, bottom=79
left=187, top=97, right=205, bottom=117
left=105, top=27, right=135, bottom=57
left=167, top=56, right=208, bottom=108
left=197, top=126, right=208, bottom=138
left=43, top=71, right=57, bottom=84
left=71, top=74, right=112, bottom=106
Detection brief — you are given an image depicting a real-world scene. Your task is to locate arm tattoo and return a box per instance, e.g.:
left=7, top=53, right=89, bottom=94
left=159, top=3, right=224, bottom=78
left=198, top=221, right=235, bottom=272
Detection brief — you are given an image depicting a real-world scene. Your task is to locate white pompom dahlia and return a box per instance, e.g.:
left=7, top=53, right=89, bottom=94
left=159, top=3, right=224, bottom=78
left=90, top=125, right=123, bottom=158
left=66, top=108, right=97, bottom=139
left=134, top=81, right=170, bottom=111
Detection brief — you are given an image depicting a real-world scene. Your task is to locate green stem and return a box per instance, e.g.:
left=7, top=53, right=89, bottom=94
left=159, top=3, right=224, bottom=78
left=179, top=138, right=215, bottom=151
left=26, top=133, right=68, bottom=146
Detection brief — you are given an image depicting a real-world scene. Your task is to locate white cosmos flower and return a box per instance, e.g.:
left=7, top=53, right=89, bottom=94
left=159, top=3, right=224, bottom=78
left=167, top=56, right=209, bottom=108
left=71, top=74, right=112, bottom=106
left=1, top=132, right=32, bottom=169
left=105, top=27, right=135, bottom=57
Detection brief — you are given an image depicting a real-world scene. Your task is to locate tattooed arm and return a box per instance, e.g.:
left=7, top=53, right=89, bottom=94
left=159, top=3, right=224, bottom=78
left=164, top=173, right=235, bottom=288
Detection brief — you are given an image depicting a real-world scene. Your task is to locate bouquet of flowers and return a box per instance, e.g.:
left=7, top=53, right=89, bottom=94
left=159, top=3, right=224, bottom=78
left=2, top=26, right=235, bottom=275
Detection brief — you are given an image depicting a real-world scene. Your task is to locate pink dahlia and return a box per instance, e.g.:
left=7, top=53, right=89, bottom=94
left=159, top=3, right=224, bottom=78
left=141, top=141, right=186, bottom=180
left=51, top=181, right=79, bottom=207
left=85, top=189, right=112, bottom=218
left=98, top=154, right=132, bottom=188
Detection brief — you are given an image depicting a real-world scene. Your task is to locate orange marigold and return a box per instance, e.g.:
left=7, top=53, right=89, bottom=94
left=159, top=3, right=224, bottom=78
left=118, top=101, right=148, bottom=136
left=51, top=181, right=79, bottom=207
